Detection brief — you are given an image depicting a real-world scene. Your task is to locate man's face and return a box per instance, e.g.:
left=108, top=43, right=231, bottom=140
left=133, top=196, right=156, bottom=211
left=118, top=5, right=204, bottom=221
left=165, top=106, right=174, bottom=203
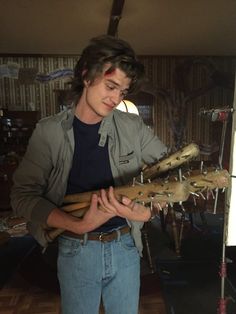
left=82, top=65, right=131, bottom=120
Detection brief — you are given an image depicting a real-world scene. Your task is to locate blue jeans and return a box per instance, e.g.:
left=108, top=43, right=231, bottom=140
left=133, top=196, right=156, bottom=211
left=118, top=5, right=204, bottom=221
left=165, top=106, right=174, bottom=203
left=57, top=231, right=140, bottom=314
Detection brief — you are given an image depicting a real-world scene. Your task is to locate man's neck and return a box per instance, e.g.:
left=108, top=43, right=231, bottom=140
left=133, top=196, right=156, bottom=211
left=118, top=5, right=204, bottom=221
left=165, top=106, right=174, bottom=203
left=75, top=101, right=103, bottom=125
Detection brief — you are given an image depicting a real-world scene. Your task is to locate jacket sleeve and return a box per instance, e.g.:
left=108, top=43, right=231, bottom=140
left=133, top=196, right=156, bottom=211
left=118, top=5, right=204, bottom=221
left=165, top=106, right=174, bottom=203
left=10, top=122, right=58, bottom=224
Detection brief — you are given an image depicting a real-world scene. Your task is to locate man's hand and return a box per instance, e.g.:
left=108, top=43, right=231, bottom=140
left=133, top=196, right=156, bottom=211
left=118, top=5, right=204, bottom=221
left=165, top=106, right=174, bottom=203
left=46, top=193, right=115, bottom=236
left=79, top=194, right=115, bottom=232
left=98, top=186, right=151, bottom=222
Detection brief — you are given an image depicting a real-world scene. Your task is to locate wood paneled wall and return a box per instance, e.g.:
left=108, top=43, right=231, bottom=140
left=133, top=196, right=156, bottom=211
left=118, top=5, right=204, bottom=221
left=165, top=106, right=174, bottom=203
left=0, top=55, right=235, bottom=149
left=139, top=56, right=235, bottom=148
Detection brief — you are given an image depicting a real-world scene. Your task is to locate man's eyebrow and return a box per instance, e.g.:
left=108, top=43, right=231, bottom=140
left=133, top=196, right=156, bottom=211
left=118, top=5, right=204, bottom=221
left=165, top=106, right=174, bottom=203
left=106, top=78, right=129, bottom=91
left=105, top=78, right=120, bottom=86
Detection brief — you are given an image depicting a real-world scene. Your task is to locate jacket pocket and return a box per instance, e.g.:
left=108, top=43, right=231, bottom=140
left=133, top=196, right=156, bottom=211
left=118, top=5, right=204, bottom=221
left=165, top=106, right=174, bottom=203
left=119, top=150, right=135, bottom=165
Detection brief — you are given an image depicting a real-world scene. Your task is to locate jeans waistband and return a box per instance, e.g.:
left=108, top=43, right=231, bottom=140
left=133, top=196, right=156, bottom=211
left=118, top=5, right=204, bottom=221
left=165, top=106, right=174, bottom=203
left=63, top=225, right=130, bottom=242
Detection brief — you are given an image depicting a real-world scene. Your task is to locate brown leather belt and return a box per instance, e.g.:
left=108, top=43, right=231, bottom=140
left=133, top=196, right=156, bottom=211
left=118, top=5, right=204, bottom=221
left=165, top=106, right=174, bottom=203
left=63, top=225, right=130, bottom=242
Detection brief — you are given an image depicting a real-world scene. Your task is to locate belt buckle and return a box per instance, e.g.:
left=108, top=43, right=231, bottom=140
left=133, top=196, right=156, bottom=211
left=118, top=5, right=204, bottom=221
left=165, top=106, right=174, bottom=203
left=99, top=232, right=107, bottom=242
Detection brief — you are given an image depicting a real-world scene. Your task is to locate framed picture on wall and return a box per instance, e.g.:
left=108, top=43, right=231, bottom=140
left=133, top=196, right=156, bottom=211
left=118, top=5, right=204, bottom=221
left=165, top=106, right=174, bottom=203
left=127, top=91, right=155, bottom=129
left=54, top=89, right=73, bottom=112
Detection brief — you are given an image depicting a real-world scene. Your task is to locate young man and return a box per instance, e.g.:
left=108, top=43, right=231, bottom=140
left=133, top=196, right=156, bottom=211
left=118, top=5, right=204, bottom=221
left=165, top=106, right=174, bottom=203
left=11, top=35, right=167, bottom=314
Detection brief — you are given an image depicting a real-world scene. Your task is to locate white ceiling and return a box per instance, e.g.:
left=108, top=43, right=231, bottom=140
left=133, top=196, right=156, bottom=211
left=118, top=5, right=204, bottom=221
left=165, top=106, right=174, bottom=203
left=0, top=0, right=236, bottom=55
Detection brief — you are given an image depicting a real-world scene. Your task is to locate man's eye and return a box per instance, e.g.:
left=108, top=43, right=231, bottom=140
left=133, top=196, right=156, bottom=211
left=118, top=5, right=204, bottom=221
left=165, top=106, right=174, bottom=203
left=106, top=84, right=115, bottom=90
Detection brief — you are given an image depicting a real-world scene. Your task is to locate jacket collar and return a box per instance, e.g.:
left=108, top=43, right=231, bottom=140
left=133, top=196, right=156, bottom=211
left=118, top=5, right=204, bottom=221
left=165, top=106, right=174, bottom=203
left=61, top=104, right=115, bottom=147
left=61, top=104, right=76, bottom=130
left=98, top=111, right=114, bottom=146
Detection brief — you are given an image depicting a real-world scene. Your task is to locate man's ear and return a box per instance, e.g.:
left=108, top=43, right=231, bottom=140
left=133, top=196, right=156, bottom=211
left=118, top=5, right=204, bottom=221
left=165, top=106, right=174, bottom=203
left=82, top=69, right=89, bottom=87
left=83, top=80, right=89, bottom=87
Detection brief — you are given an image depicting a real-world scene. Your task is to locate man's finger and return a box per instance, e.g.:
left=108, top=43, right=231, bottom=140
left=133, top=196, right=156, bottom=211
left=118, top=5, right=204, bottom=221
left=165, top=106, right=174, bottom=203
left=121, top=196, right=135, bottom=210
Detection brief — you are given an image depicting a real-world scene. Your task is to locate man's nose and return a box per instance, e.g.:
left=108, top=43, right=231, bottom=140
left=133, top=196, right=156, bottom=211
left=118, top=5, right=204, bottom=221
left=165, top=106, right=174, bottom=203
left=111, top=90, right=123, bottom=105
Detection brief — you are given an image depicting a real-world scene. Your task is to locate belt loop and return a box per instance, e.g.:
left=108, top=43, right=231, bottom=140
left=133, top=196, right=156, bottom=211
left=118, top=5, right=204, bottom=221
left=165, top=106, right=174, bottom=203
left=82, top=233, right=88, bottom=245
left=116, top=229, right=121, bottom=241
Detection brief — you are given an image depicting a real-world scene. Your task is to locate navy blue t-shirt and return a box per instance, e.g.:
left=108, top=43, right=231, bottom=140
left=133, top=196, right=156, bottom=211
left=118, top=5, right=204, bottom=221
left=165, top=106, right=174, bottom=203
left=66, top=116, right=127, bottom=232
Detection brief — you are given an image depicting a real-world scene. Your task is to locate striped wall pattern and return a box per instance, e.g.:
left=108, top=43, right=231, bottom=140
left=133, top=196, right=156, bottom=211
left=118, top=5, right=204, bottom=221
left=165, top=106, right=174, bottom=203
left=0, top=55, right=235, bottom=148
left=0, top=56, right=78, bottom=116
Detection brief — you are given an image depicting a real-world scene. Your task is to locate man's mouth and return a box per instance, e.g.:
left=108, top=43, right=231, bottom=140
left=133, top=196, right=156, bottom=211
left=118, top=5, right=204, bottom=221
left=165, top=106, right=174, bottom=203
left=104, top=102, right=114, bottom=110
